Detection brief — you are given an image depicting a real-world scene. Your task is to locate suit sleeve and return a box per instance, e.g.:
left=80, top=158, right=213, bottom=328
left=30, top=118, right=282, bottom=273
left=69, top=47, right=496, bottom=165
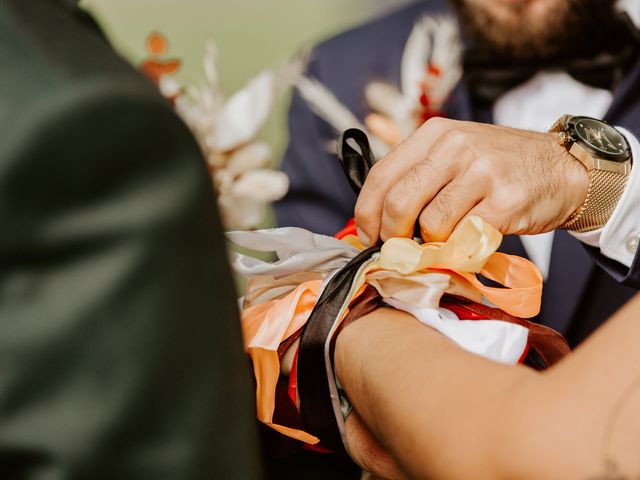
left=274, top=56, right=358, bottom=236
left=0, top=81, right=263, bottom=480
left=583, top=244, right=640, bottom=288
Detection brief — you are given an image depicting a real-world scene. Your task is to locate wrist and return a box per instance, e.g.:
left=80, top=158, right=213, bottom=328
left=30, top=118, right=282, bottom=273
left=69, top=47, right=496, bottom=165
left=558, top=140, right=591, bottom=221
left=545, top=133, right=590, bottom=225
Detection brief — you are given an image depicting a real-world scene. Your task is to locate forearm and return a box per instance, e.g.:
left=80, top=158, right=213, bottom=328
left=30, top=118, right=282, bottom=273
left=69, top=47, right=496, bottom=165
left=335, top=308, right=538, bottom=479
left=335, top=297, right=640, bottom=479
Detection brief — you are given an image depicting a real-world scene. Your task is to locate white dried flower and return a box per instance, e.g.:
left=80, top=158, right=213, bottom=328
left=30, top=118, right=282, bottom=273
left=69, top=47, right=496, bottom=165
left=213, top=168, right=234, bottom=193
left=230, top=170, right=289, bottom=203
left=158, top=76, right=182, bottom=98
left=226, top=142, right=272, bottom=177
left=218, top=195, right=266, bottom=231
left=211, top=71, right=275, bottom=152
left=160, top=40, right=303, bottom=230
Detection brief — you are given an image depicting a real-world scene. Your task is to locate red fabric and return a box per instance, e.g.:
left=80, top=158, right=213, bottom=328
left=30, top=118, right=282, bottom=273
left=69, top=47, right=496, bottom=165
left=442, top=301, right=489, bottom=321
left=335, top=217, right=357, bottom=240
left=287, top=347, right=299, bottom=408
left=302, top=442, right=334, bottom=454
left=517, top=343, right=531, bottom=364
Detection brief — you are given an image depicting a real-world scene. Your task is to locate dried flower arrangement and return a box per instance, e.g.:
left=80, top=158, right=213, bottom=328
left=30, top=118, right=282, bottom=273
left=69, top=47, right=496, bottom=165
left=141, top=32, right=303, bottom=229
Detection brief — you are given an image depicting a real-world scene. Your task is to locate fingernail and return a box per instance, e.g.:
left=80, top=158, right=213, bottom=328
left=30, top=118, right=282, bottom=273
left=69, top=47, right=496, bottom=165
left=356, top=227, right=371, bottom=247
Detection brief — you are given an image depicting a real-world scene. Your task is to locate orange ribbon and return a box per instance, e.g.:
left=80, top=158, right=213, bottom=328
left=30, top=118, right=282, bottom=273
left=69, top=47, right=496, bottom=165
left=241, top=281, right=322, bottom=444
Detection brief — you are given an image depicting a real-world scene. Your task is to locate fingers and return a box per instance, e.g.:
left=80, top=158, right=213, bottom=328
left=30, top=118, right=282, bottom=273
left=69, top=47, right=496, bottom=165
left=463, top=201, right=501, bottom=236
left=345, top=411, right=407, bottom=480
left=354, top=120, right=576, bottom=243
left=355, top=117, right=453, bottom=245
left=466, top=198, right=527, bottom=235
left=378, top=160, right=454, bottom=241
left=376, top=126, right=473, bottom=241
left=418, top=178, right=485, bottom=242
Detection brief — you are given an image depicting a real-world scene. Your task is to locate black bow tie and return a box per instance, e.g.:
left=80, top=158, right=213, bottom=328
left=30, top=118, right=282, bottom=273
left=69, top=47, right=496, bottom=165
left=463, top=14, right=640, bottom=105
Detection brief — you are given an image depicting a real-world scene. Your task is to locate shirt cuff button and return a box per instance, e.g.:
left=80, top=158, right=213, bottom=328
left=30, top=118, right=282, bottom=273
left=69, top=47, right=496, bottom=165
left=625, top=233, right=640, bottom=255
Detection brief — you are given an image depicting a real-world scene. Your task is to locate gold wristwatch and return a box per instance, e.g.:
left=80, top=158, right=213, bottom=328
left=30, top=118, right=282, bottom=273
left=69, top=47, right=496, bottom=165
left=550, top=115, right=632, bottom=232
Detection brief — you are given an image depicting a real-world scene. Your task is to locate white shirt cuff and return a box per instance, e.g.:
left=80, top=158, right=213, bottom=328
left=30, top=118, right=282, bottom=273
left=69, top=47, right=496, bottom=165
left=570, top=127, right=640, bottom=268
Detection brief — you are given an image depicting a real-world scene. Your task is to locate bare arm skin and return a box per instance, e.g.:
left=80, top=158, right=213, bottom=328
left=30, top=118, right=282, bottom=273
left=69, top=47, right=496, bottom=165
left=336, top=294, right=640, bottom=479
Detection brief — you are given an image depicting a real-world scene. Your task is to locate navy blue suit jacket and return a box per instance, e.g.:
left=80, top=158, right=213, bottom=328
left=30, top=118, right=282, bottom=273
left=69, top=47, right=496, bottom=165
left=275, top=0, right=640, bottom=346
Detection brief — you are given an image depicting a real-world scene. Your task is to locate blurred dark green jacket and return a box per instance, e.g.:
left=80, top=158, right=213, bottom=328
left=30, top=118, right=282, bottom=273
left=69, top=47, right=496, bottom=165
left=0, top=1, right=263, bottom=478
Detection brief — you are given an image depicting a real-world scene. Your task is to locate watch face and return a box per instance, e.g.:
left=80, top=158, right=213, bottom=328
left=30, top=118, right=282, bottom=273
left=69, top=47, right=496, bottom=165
left=570, top=116, right=630, bottom=161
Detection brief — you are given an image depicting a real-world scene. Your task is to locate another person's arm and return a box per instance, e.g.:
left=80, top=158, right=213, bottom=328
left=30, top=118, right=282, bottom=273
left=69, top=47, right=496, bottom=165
left=336, top=295, right=640, bottom=479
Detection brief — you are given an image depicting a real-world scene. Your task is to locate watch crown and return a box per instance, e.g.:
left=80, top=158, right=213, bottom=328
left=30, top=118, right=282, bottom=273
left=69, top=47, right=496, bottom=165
left=557, top=132, right=571, bottom=145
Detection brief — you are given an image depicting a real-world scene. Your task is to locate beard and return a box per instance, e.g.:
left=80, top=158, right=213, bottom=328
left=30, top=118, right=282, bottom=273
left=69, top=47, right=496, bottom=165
left=448, top=0, right=620, bottom=60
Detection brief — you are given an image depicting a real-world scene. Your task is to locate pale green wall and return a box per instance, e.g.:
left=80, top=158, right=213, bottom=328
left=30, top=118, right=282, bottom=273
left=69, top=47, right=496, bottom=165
left=84, top=0, right=409, bottom=160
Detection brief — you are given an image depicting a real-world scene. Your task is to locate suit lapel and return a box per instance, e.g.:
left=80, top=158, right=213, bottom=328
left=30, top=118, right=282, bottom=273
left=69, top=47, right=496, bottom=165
left=539, top=230, right=594, bottom=333
left=500, top=234, right=528, bottom=258
left=445, top=81, right=474, bottom=121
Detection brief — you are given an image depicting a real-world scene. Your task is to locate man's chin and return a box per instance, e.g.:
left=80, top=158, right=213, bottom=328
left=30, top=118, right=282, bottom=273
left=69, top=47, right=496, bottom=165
left=449, top=0, right=616, bottom=60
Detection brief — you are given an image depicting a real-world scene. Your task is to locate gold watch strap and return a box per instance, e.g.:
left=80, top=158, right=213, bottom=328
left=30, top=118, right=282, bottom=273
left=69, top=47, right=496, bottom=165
left=561, top=169, right=629, bottom=232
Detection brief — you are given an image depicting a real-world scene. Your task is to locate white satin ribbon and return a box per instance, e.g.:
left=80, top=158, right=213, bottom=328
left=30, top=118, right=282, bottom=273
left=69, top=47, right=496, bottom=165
left=228, top=227, right=359, bottom=278
left=384, top=298, right=529, bottom=365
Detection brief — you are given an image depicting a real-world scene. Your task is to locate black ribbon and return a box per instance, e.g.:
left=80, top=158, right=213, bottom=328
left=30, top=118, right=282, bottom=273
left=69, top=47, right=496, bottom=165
left=297, top=245, right=380, bottom=454
left=293, top=130, right=386, bottom=454
left=337, top=128, right=422, bottom=239
left=337, top=128, right=376, bottom=194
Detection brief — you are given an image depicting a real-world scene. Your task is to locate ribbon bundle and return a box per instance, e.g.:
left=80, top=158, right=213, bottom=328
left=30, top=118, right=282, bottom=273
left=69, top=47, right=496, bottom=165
left=229, top=215, right=547, bottom=445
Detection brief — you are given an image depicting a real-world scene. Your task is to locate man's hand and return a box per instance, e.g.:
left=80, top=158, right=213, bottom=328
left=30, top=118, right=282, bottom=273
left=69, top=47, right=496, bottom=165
left=345, top=411, right=407, bottom=480
left=354, top=118, right=590, bottom=244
